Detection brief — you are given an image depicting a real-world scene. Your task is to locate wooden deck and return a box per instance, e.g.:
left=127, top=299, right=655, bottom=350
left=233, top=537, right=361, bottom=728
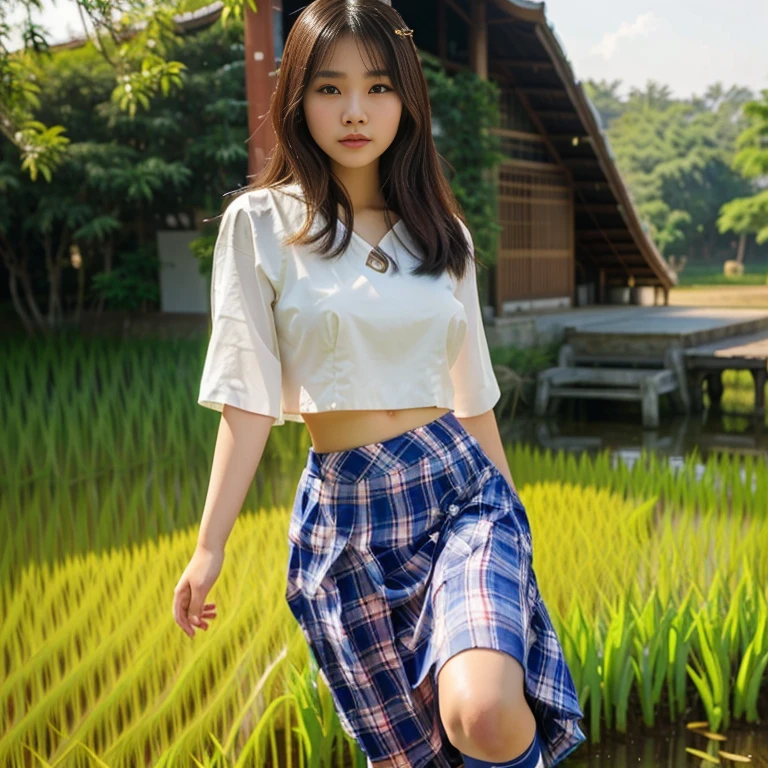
left=531, top=307, right=768, bottom=424
left=685, top=330, right=768, bottom=360
left=560, top=307, right=768, bottom=356
left=685, top=330, right=768, bottom=413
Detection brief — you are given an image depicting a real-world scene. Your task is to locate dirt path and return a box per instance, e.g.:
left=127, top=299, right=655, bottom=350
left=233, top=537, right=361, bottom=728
left=670, top=285, right=768, bottom=308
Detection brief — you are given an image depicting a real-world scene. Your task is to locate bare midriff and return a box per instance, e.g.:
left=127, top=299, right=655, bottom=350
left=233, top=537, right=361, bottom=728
left=301, top=406, right=452, bottom=454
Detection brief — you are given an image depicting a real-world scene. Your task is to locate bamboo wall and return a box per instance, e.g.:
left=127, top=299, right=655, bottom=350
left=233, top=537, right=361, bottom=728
left=492, top=86, right=575, bottom=314
left=495, top=163, right=574, bottom=305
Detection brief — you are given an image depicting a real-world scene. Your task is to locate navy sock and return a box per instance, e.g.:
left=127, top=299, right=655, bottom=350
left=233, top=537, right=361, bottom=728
left=461, top=726, right=542, bottom=768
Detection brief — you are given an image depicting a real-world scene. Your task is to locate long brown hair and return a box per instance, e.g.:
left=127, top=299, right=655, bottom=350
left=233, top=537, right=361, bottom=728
left=241, top=0, right=477, bottom=281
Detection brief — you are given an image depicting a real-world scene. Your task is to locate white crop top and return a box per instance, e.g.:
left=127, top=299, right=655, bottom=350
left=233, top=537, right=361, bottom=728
left=197, top=183, right=501, bottom=426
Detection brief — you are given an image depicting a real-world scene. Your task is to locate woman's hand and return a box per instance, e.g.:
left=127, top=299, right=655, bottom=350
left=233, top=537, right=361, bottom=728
left=173, top=545, right=223, bottom=638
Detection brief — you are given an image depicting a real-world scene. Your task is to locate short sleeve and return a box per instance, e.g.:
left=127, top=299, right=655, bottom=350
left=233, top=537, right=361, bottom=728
left=197, top=194, right=283, bottom=422
left=449, top=219, right=501, bottom=417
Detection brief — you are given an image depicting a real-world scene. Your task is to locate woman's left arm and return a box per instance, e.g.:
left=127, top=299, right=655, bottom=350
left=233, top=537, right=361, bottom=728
left=456, top=408, right=518, bottom=496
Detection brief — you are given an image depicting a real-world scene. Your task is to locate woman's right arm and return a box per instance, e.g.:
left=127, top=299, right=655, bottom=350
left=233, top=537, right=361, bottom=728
left=197, top=406, right=275, bottom=554
left=173, top=406, right=274, bottom=639
left=174, top=191, right=283, bottom=638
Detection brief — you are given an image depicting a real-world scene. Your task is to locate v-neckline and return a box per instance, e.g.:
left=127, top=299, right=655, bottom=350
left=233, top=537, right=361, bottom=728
left=339, top=215, right=403, bottom=253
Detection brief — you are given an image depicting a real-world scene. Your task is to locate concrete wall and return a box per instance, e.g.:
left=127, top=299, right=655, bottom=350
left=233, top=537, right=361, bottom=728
left=157, top=230, right=209, bottom=314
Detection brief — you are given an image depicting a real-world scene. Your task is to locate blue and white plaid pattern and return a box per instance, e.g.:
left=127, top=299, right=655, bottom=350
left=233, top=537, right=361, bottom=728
left=284, top=411, right=586, bottom=768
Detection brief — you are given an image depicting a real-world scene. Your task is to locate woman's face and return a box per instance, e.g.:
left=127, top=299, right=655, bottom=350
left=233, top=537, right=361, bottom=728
left=302, top=34, right=403, bottom=171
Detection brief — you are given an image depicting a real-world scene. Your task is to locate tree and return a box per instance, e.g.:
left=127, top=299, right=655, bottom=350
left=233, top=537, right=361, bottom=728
left=0, top=15, right=250, bottom=334
left=588, top=79, right=756, bottom=263
left=583, top=79, right=624, bottom=127
left=0, top=0, right=253, bottom=181
left=717, top=89, right=768, bottom=255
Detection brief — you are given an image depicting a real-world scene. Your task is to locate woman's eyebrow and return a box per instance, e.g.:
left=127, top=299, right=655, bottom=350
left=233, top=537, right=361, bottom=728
left=312, top=68, right=390, bottom=80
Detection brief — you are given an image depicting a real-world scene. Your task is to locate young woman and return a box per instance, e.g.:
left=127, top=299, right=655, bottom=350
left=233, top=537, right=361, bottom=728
left=173, top=1, right=586, bottom=766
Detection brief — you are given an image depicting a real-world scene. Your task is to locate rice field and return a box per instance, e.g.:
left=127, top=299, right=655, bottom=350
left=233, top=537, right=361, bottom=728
left=2, top=335, right=767, bottom=767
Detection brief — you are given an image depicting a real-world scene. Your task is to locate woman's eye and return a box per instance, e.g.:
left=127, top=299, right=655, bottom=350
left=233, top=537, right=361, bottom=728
left=317, top=84, right=392, bottom=95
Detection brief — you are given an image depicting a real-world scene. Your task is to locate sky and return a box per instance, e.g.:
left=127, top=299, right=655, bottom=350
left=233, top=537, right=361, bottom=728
left=6, top=0, right=768, bottom=101
left=542, top=0, right=768, bottom=99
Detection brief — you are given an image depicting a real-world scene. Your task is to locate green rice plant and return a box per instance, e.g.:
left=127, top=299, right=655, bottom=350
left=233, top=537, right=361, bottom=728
left=686, top=605, right=729, bottom=733
left=631, top=590, right=673, bottom=729
left=0, top=497, right=372, bottom=767
left=282, top=655, right=367, bottom=768
left=2, top=507, right=292, bottom=765
left=733, top=589, right=768, bottom=723
left=557, top=599, right=602, bottom=743
left=666, top=589, right=696, bottom=722
left=0, top=334, right=313, bottom=579
left=519, top=477, right=768, bottom=743
left=3, top=334, right=768, bottom=763
left=599, top=593, right=635, bottom=733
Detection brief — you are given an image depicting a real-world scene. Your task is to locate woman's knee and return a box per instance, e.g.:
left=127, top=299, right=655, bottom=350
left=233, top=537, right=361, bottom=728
left=443, top=693, right=537, bottom=760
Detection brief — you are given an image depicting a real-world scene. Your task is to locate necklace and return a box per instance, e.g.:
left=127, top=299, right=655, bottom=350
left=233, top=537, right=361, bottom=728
left=365, top=247, right=390, bottom=274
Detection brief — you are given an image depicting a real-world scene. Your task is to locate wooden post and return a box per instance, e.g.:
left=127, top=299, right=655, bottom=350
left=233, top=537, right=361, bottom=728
left=244, top=0, right=281, bottom=181
left=471, top=0, right=488, bottom=79
left=752, top=368, right=767, bottom=415
left=687, top=369, right=706, bottom=412
left=706, top=371, right=724, bottom=407
left=641, top=378, right=660, bottom=428
left=468, top=0, right=495, bottom=318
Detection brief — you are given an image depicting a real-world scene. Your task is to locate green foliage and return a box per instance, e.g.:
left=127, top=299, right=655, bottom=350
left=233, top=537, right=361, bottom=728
left=586, top=80, right=759, bottom=264
left=190, top=230, right=219, bottom=278
left=674, top=262, right=768, bottom=287
left=1, top=0, right=255, bottom=179
left=491, top=340, right=560, bottom=377
left=218, top=0, right=259, bottom=25
left=15, top=121, right=70, bottom=182
left=90, top=244, right=161, bottom=310
left=420, top=49, right=505, bottom=270
left=0, top=43, right=73, bottom=181
left=583, top=78, right=625, bottom=126
left=110, top=53, right=187, bottom=118
left=717, top=90, right=768, bottom=244
left=489, top=341, right=561, bottom=421
left=1, top=15, right=250, bottom=329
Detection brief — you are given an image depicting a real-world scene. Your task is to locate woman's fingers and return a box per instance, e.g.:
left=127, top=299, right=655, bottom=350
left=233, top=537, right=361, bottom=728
left=173, top=582, right=195, bottom=638
left=191, top=605, right=218, bottom=630
left=174, top=583, right=218, bottom=637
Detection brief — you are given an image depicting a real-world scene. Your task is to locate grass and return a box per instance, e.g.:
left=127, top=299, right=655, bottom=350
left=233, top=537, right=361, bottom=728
left=674, top=262, right=768, bottom=288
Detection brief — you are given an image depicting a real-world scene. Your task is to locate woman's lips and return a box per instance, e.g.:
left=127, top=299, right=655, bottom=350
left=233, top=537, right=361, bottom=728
left=339, top=139, right=371, bottom=148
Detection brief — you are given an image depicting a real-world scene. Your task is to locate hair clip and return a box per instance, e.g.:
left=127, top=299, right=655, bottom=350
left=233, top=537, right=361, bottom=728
left=394, top=27, right=414, bottom=37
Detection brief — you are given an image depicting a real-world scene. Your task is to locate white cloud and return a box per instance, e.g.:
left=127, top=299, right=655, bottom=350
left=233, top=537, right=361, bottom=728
left=590, top=12, right=660, bottom=61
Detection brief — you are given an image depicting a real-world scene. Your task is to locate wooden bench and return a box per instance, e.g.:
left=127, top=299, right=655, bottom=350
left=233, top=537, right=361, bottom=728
left=535, top=345, right=690, bottom=428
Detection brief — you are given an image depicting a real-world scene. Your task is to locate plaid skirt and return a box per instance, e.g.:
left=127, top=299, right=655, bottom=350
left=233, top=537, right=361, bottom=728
left=284, top=410, right=586, bottom=768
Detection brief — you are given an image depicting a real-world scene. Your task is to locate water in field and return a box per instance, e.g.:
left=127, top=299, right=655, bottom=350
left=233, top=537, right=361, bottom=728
left=567, top=720, right=767, bottom=767
left=505, top=380, right=768, bottom=464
